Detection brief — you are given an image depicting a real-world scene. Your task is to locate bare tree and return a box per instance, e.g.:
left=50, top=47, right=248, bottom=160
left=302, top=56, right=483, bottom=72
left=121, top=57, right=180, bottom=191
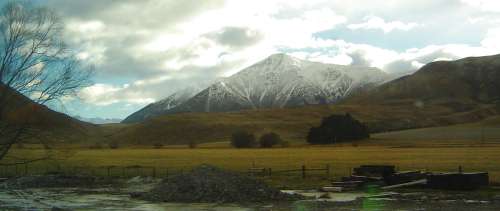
left=0, top=2, right=93, bottom=163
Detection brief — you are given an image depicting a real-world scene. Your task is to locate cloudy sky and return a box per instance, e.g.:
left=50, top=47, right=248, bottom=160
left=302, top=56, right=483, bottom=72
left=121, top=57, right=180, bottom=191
left=29, top=0, right=500, bottom=119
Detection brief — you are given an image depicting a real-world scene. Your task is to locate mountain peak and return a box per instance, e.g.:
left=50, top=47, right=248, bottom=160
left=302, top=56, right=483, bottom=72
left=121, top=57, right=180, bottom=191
left=258, top=53, right=302, bottom=68
left=267, top=53, right=297, bottom=61
left=267, top=53, right=290, bottom=59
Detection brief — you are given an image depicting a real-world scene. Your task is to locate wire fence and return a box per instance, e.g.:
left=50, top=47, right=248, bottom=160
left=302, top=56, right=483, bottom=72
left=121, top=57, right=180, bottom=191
left=0, top=163, right=350, bottom=182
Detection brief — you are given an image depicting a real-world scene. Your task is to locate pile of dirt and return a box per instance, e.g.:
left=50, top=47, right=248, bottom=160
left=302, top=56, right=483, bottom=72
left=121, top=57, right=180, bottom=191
left=136, top=164, right=302, bottom=203
left=1, top=173, right=97, bottom=189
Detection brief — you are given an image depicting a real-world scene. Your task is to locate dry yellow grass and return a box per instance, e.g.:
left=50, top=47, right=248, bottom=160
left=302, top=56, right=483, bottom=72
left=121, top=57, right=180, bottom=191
left=7, top=144, right=500, bottom=186
left=101, top=102, right=499, bottom=146
left=4, top=117, right=499, bottom=188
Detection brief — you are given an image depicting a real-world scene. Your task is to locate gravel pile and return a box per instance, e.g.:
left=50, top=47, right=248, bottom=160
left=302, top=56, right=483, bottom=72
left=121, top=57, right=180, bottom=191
left=137, top=164, right=302, bottom=203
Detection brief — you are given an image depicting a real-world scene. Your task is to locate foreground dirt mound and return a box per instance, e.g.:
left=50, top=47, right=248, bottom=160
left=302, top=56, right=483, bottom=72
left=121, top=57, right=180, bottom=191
left=137, top=164, right=302, bottom=203
left=1, top=173, right=96, bottom=189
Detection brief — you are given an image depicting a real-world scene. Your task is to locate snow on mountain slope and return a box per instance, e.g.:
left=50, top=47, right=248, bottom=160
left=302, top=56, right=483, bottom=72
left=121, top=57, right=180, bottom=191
left=121, top=86, right=204, bottom=123
left=166, top=53, right=390, bottom=114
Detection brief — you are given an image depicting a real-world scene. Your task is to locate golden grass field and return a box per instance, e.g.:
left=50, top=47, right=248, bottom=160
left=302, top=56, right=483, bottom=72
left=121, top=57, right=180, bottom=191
left=5, top=144, right=500, bottom=188
left=3, top=116, right=500, bottom=188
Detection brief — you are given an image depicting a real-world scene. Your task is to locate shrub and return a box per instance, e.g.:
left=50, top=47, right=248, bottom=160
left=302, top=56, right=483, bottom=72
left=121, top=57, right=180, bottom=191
left=188, top=140, right=197, bottom=149
left=280, top=140, right=290, bottom=148
left=259, top=132, right=282, bottom=148
left=89, top=142, right=103, bottom=149
left=307, top=113, right=369, bottom=144
left=231, top=131, right=257, bottom=148
left=108, top=140, right=119, bottom=149
left=153, top=143, right=163, bottom=149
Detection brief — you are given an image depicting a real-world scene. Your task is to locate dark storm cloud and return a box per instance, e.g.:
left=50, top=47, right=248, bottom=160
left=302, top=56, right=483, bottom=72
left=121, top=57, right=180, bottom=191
left=348, top=50, right=372, bottom=67
left=46, top=0, right=225, bottom=27
left=206, top=27, right=264, bottom=49
left=46, top=0, right=227, bottom=79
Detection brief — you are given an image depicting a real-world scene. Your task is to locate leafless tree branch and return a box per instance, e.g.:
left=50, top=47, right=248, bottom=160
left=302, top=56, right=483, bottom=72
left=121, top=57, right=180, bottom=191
left=0, top=1, right=93, bottom=163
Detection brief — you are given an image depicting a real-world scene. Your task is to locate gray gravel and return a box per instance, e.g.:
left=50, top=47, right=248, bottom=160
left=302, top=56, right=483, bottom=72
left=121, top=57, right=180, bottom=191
left=137, top=164, right=302, bottom=203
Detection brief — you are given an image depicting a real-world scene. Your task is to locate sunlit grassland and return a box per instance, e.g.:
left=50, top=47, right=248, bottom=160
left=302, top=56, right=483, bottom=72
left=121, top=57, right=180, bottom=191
left=5, top=117, right=500, bottom=188
left=6, top=144, right=500, bottom=188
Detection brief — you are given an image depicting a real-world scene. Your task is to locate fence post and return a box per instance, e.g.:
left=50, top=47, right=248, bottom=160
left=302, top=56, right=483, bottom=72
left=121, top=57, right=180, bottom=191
left=268, top=168, right=272, bottom=177
left=302, top=165, right=306, bottom=179
left=326, top=164, right=330, bottom=178
left=24, top=164, right=28, bottom=176
left=107, top=167, right=111, bottom=177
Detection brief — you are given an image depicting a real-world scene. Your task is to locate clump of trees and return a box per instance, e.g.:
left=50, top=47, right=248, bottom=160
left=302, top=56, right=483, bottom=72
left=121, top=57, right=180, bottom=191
left=231, top=131, right=288, bottom=148
left=231, top=131, right=257, bottom=148
left=307, top=113, right=369, bottom=144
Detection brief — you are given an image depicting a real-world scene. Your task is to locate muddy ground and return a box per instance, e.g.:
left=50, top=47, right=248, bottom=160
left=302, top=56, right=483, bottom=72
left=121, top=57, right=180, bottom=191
left=2, top=173, right=500, bottom=210
left=2, top=183, right=500, bottom=210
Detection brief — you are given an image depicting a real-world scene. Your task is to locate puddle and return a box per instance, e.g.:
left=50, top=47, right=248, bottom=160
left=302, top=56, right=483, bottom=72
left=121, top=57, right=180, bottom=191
left=283, top=189, right=365, bottom=202
left=1, top=188, right=500, bottom=211
left=0, top=189, right=260, bottom=210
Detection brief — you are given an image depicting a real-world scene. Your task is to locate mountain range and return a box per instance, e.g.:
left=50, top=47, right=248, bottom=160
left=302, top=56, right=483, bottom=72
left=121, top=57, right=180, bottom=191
left=74, top=116, right=123, bottom=124
left=3, top=53, right=500, bottom=146
left=109, top=54, right=500, bottom=145
left=122, top=53, right=391, bottom=123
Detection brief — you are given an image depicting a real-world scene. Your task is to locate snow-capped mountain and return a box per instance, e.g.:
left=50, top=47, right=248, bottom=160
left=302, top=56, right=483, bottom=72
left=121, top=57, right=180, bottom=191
left=121, top=86, right=204, bottom=123
left=165, top=53, right=390, bottom=114
left=122, top=53, right=391, bottom=123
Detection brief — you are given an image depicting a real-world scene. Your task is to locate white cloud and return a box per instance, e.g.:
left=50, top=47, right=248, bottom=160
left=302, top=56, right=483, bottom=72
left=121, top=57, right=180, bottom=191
left=348, top=16, right=420, bottom=33
left=461, top=0, right=500, bottom=12
left=481, top=28, right=500, bottom=51
left=79, top=84, right=155, bottom=106
left=42, top=0, right=500, bottom=109
left=284, top=31, right=500, bottom=74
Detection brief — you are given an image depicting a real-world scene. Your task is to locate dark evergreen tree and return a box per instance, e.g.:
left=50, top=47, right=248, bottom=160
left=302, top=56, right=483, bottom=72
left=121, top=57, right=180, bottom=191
left=307, top=113, right=369, bottom=144
left=231, top=131, right=257, bottom=148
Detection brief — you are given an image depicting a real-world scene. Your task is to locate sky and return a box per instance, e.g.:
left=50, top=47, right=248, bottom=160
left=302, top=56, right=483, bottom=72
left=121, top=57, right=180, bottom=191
left=26, top=0, right=500, bottom=119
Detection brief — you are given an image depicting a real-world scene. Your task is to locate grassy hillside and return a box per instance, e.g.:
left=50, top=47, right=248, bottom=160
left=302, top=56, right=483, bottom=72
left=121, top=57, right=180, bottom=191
left=102, top=101, right=499, bottom=145
left=0, top=84, right=97, bottom=144
left=347, top=54, right=500, bottom=104
left=371, top=115, right=500, bottom=146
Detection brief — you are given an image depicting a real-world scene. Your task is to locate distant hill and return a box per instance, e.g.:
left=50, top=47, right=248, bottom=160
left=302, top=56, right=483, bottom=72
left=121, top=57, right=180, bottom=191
left=347, top=54, right=500, bottom=105
left=74, top=116, right=122, bottom=124
left=0, top=84, right=96, bottom=143
left=122, top=53, right=390, bottom=123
